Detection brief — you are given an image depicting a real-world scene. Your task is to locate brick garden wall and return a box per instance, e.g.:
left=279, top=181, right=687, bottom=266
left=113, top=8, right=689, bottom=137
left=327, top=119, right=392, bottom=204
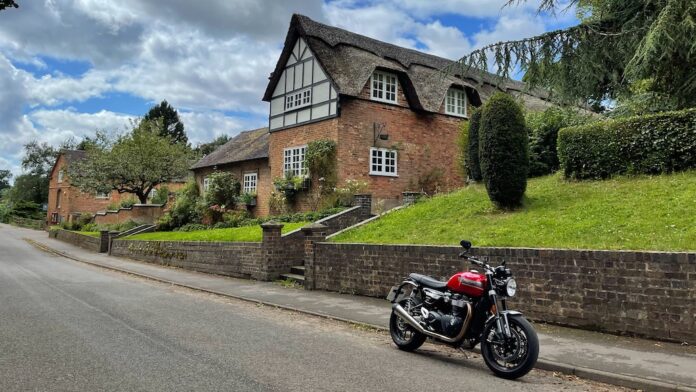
left=94, top=205, right=165, bottom=225
left=110, top=240, right=263, bottom=279
left=311, top=243, right=696, bottom=343
left=51, top=229, right=101, bottom=253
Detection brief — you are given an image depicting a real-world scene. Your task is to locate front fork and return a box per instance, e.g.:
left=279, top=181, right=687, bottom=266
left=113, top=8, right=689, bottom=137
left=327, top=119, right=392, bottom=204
left=488, top=275, right=512, bottom=339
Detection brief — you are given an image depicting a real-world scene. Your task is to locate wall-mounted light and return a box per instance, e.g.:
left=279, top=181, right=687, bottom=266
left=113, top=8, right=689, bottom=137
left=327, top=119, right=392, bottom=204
left=379, top=134, right=389, bottom=140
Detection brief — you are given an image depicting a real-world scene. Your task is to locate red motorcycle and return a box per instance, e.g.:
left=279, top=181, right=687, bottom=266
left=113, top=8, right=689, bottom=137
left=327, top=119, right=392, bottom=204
left=386, top=240, right=539, bottom=379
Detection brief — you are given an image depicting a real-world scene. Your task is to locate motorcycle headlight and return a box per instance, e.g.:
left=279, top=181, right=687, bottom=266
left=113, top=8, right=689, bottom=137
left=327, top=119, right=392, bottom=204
left=505, top=278, right=517, bottom=297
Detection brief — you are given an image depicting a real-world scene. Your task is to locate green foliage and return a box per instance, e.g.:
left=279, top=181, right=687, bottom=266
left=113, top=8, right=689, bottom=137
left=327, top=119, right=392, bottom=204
left=239, top=192, right=257, bottom=205
left=0, top=0, right=19, bottom=11
left=9, top=200, right=42, bottom=219
left=127, top=222, right=307, bottom=242
left=157, top=180, right=203, bottom=230
left=324, top=179, right=368, bottom=208
left=608, top=80, right=680, bottom=119
left=8, top=174, right=48, bottom=204
left=479, top=93, right=528, bottom=208
left=559, top=108, right=696, bottom=180
left=120, top=198, right=137, bottom=208
left=450, top=0, right=696, bottom=108
left=150, top=186, right=169, bottom=205
left=526, top=107, right=596, bottom=177
left=205, top=171, right=240, bottom=208
left=194, top=135, right=230, bottom=157
left=143, top=100, right=188, bottom=145
left=332, top=171, right=696, bottom=251
left=0, top=170, right=11, bottom=192
left=273, top=173, right=308, bottom=203
left=305, top=139, right=337, bottom=190
left=0, top=200, right=10, bottom=223
left=466, top=109, right=483, bottom=181
left=68, top=119, right=192, bottom=204
left=457, top=121, right=469, bottom=179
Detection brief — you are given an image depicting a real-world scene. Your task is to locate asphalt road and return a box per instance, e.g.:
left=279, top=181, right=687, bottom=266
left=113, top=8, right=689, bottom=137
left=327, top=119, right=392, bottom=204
left=0, top=226, right=629, bottom=391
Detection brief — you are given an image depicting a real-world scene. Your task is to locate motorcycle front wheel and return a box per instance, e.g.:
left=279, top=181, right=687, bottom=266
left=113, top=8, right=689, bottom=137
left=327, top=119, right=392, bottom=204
left=389, top=298, right=426, bottom=351
left=480, top=316, right=539, bottom=379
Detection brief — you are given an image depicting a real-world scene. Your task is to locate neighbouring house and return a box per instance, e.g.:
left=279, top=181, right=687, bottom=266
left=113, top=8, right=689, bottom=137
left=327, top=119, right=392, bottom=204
left=190, top=127, right=271, bottom=216
left=195, top=14, right=553, bottom=217
left=47, top=149, right=185, bottom=225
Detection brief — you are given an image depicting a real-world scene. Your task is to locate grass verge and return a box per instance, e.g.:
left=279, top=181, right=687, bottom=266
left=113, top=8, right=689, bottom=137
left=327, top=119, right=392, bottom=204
left=331, top=171, right=696, bottom=251
left=125, top=222, right=308, bottom=242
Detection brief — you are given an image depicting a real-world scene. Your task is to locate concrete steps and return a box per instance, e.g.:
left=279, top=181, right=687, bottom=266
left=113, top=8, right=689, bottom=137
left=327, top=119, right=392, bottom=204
left=280, top=265, right=306, bottom=285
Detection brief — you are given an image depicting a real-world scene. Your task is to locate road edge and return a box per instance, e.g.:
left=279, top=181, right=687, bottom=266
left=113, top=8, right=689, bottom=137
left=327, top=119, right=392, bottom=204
left=26, top=238, right=696, bottom=392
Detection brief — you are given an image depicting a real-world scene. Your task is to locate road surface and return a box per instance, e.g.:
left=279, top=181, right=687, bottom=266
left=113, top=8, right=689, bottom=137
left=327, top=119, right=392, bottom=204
left=0, top=224, right=630, bottom=391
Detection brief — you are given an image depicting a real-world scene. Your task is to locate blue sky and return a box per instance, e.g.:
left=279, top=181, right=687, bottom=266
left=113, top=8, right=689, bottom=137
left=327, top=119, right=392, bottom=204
left=0, top=0, right=578, bottom=179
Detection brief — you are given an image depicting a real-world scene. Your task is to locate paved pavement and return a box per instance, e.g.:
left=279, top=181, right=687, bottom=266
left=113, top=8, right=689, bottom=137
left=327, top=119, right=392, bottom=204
left=5, top=224, right=696, bottom=391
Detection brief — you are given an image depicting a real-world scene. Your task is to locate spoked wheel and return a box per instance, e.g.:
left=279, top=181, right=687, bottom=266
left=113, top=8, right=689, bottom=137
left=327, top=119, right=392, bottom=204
left=480, top=316, right=539, bottom=379
left=389, top=298, right=426, bottom=351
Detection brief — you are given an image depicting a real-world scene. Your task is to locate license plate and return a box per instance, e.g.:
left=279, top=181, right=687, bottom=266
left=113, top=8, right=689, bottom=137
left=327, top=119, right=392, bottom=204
left=386, top=285, right=399, bottom=301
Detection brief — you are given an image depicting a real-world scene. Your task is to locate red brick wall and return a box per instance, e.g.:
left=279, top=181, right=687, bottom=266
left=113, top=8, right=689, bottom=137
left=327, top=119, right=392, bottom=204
left=336, top=79, right=466, bottom=206
left=193, top=158, right=271, bottom=217
left=94, top=205, right=165, bottom=225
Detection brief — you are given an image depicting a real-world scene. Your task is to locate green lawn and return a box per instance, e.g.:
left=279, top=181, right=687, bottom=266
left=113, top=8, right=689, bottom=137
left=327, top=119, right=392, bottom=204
left=78, top=231, right=100, bottom=238
left=331, top=171, right=696, bottom=251
left=125, top=222, right=308, bottom=242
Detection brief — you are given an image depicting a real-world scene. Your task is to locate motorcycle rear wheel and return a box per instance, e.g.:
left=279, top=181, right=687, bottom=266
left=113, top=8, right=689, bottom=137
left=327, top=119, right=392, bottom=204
left=480, top=316, right=539, bottom=379
left=389, top=299, right=426, bottom=351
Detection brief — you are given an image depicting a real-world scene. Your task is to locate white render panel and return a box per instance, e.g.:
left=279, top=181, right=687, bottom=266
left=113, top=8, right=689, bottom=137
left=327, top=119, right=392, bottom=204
left=312, top=103, right=329, bottom=119
left=285, top=112, right=297, bottom=126
left=313, top=82, right=330, bottom=103
left=330, top=85, right=336, bottom=99
left=270, top=116, right=283, bottom=130
left=303, top=60, right=313, bottom=87
left=298, top=38, right=305, bottom=57
left=273, top=70, right=286, bottom=97
left=314, top=64, right=327, bottom=82
left=297, top=108, right=311, bottom=123
left=285, top=66, right=295, bottom=92
left=329, top=101, right=336, bottom=116
left=293, top=39, right=300, bottom=60
left=294, top=63, right=303, bottom=90
left=270, top=97, right=284, bottom=116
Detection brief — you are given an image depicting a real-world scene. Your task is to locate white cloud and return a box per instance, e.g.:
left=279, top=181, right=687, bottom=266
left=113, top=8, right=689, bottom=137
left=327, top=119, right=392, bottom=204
left=180, top=111, right=264, bottom=146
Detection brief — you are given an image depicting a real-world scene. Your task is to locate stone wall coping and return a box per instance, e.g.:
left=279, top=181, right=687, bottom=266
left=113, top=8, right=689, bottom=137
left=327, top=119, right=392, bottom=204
left=55, top=228, right=100, bottom=239
left=94, top=203, right=165, bottom=216
left=281, top=206, right=361, bottom=238
left=301, top=222, right=328, bottom=233
left=260, top=221, right=284, bottom=229
left=326, top=205, right=405, bottom=240
left=112, top=239, right=263, bottom=246
left=317, top=241, right=696, bottom=256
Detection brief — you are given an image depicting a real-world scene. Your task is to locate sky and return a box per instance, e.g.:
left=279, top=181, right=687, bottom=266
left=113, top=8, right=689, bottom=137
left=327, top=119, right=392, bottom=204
left=0, top=0, right=578, bottom=180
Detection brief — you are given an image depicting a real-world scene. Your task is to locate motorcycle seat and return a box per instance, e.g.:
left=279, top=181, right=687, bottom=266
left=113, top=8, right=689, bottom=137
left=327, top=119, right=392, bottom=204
left=409, top=273, right=448, bottom=290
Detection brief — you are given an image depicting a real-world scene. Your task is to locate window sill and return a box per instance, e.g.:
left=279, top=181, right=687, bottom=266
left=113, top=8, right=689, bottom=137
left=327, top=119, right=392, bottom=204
left=370, top=97, right=398, bottom=105
left=445, top=111, right=468, bottom=119
left=369, top=172, right=398, bottom=178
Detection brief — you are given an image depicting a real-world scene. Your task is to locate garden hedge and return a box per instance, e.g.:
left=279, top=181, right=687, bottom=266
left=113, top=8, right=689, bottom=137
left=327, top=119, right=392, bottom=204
left=466, top=109, right=483, bottom=181
left=558, top=108, right=696, bottom=180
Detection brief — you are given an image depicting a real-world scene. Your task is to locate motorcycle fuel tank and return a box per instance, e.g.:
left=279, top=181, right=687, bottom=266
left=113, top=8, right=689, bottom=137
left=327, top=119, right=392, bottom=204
left=447, top=271, right=486, bottom=297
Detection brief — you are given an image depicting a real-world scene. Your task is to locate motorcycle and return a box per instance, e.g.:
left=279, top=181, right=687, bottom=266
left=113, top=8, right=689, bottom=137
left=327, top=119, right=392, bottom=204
left=386, top=240, right=539, bottom=379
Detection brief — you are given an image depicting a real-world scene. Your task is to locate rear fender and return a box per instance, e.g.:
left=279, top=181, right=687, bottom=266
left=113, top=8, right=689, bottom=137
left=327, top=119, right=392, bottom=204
left=387, top=280, right=419, bottom=303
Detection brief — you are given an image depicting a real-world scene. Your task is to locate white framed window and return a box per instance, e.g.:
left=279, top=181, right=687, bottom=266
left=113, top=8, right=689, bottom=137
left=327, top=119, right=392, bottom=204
left=283, top=146, right=307, bottom=177
left=369, top=147, right=398, bottom=176
left=95, top=191, right=110, bottom=199
left=445, top=88, right=468, bottom=117
left=57, top=169, right=64, bottom=183
left=243, top=172, right=258, bottom=193
left=203, top=177, right=210, bottom=192
left=371, top=71, right=397, bottom=103
left=285, top=88, right=312, bottom=111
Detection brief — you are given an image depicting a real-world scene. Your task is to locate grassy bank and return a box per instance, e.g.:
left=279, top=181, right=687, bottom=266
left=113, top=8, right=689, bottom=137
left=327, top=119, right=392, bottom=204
left=126, top=222, right=308, bottom=242
left=332, top=171, right=696, bottom=251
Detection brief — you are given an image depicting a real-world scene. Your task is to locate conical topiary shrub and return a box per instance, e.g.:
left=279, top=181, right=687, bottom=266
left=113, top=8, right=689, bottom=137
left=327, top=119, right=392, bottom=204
left=466, top=108, right=483, bottom=181
left=479, top=92, right=529, bottom=209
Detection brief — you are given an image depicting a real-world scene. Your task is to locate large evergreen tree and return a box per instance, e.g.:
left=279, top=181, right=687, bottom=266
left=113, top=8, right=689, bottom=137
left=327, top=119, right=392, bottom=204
left=450, top=0, right=696, bottom=108
left=0, top=0, right=18, bottom=11
left=143, top=100, right=188, bottom=145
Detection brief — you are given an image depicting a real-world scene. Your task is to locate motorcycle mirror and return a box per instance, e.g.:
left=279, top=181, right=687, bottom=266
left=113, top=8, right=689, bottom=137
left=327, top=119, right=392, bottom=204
left=460, top=240, right=472, bottom=250
left=501, top=260, right=506, bottom=266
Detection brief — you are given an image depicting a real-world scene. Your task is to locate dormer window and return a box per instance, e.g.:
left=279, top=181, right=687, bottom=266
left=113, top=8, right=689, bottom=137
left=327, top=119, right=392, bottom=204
left=445, top=88, right=468, bottom=117
left=371, top=71, right=397, bottom=103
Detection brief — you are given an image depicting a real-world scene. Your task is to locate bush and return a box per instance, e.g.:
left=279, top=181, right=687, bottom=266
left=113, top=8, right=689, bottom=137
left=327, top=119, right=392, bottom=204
left=81, top=223, right=99, bottom=232
left=466, top=109, right=483, bottom=181
left=151, top=186, right=169, bottom=204
left=526, top=107, right=595, bottom=177
left=120, top=198, right=137, bottom=208
left=558, top=108, right=696, bottom=180
left=205, top=171, right=241, bottom=208
left=175, top=223, right=209, bottom=232
left=164, top=180, right=204, bottom=229
left=479, top=93, right=529, bottom=209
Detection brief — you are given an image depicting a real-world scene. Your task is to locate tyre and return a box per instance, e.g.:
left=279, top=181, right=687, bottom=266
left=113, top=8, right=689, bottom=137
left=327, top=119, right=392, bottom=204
left=389, top=299, right=426, bottom=351
left=480, top=316, right=539, bottom=379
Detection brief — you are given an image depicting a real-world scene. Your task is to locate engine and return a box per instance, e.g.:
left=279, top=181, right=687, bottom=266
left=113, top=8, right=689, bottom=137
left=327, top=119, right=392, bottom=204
left=420, top=288, right=470, bottom=337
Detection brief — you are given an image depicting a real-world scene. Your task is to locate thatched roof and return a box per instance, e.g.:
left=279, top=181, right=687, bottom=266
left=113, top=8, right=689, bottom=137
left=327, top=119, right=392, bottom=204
left=190, top=127, right=269, bottom=170
left=263, top=14, right=551, bottom=112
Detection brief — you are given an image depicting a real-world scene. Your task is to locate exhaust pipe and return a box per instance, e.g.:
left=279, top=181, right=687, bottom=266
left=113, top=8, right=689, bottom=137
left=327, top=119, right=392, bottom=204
left=392, top=303, right=472, bottom=344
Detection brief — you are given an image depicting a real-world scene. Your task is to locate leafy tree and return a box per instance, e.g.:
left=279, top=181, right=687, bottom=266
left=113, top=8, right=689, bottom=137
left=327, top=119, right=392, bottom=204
left=205, top=171, right=241, bottom=207
left=466, top=109, right=483, bottom=181
left=194, top=135, right=230, bottom=157
left=0, top=170, right=11, bottom=192
left=143, top=100, right=188, bottom=144
left=68, top=119, right=193, bottom=204
left=0, top=0, right=18, bottom=11
left=9, top=174, right=47, bottom=205
left=17, top=139, right=75, bottom=204
left=479, top=93, right=529, bottom=209
left=451, top=0, right=696, bottom=108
